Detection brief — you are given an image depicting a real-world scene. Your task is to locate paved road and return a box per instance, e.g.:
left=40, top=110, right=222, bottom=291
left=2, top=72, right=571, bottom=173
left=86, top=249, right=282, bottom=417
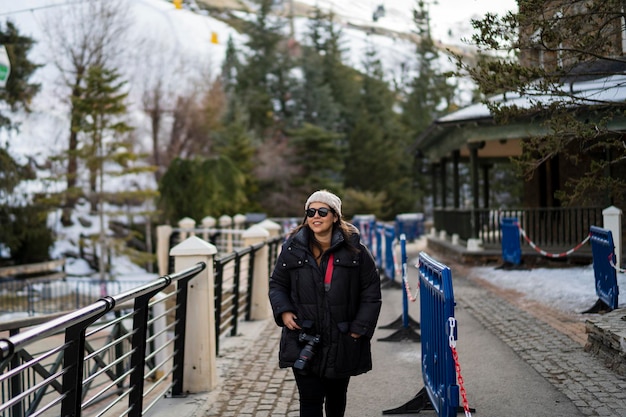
left=153, top=243, right=626, bottom=417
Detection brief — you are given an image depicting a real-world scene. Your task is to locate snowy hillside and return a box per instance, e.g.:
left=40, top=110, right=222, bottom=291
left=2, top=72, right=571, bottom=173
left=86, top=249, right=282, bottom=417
left=1, top=0, right=517, bottom=167
left=5, top=0, right=623, bottom=319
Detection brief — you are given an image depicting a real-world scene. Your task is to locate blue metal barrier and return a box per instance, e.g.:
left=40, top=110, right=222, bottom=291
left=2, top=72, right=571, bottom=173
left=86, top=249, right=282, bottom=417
left=395, top=213, right=425, bottom=242
left=383, top=251, right=460, bottom=416
left=586, top=226, right=619, bottom=312
left=500, top=217, right=522, bottom=265
left=378, top=234, right=421, bottom=342
left=352, top=214, right=376, bottom=248
left=375, top=223, right=384, bottom=270
left=383, top=224, right=396, bottom=281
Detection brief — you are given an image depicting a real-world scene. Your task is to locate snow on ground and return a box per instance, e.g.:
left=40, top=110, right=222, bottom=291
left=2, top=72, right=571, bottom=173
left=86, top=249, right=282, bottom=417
left=405, top=238, right=623, bottom=317
left=470, top=264, right=626, bottom=314
left=294, top=0, right=518, bottom=46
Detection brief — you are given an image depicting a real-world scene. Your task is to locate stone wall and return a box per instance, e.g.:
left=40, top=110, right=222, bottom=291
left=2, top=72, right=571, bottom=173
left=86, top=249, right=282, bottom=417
left=584, top=310, right=626, bottom=377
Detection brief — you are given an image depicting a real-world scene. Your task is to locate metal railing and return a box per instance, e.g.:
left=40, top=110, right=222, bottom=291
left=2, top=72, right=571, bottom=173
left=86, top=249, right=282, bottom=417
left=0, top=233, right=285, bottom=417
left=0, top=278, right=150, bottom=316
left=214, top=242, right=261, bottom=354
left=0, top=262, right=205, bottom=417
left=433, top=206, right=603, bottom=248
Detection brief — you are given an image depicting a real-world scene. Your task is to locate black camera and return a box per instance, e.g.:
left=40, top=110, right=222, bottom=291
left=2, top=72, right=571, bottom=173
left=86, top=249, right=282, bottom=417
left=293, top=321, right=320, bottom=370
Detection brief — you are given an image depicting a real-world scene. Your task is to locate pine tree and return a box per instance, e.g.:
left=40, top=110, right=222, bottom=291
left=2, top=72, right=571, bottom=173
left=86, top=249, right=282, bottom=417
left=0, top=20, right=41, bottom=131
left=344, top=45, right=416, bottom=217
left=71, top=64, right=156, bottom=278
left=158, top=156, right=247, bottom=223
left=43, top=0, right=130, bottom=225
left=308, top=8, right=360, bottom=133
left=458, top=0, right=626, bottom=205
left=290, top=8, right=344, bottom=130
left=0, top=22, right=52, bottom=263
left=401, top=0, right=458, bottom=212
left=288, top=123, right=344, bottom=194
left=72, top=65, right=134, bottom=210
left=0, top=147, right=54, bottom=264
left=402, top=0, right=456, bottom=136
left=214, top=118, right=258, bottom=212
left=234, top=0, right=291, bottom=136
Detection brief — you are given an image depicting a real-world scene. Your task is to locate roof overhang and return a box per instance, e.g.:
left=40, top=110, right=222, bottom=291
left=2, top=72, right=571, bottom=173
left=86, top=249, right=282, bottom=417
left=415, top=73, right=626, bottom=163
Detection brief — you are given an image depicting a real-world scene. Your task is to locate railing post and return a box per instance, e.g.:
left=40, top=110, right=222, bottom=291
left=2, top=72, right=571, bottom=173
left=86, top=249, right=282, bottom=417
left=219, top=215, right=233, bottom=252
left=201, top=216, right=216, bottom=242
left=603, top=205, right=623, bottom=268
left=234, top=213, right=246, bottom=230
left=231, top=252, right=242, bottom=336
left=9, top=329, right=23, bottom=417
left=258, top=219, right=283, bottom=278
left=178, top=217, right=196, bottom=240
left=156, top=225, right=173, bottom=276
left=170, top=236, right=218, bottom=393
left=258, top=219, right=282, bottom=238
left=61, top=303, right=112, bottom=417
left=243, top=225, right=271, bottom=320
left=234, top=214, right=247, bottom=247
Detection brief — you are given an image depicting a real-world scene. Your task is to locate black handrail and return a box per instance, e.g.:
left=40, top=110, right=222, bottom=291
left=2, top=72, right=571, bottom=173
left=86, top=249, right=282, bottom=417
left=0, top=263, right=205, bottom=362
left=0, top=261, right=206, bottom=417
left=0, top=233, right=285, bottom=417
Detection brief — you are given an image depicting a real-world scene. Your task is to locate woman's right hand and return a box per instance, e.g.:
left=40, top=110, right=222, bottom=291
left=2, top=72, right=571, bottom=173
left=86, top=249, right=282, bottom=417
left=282, top=312, right=301, bottom=331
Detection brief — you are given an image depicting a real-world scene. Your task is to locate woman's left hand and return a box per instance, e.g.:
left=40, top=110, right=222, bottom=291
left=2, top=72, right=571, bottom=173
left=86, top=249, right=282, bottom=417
left=350, top=333, right=361, bottom=339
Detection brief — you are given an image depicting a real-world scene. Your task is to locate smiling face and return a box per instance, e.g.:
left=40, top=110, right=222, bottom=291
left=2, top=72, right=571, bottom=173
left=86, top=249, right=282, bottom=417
left=306, top=202, right=338, bottom=237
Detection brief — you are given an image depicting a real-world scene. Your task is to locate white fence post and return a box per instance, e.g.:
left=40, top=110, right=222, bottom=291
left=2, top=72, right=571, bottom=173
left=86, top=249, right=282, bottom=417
left=603, top=205, right=623, bottom=268
left=156, top=225, right=172, bottom=276
left=258, top=219, right=282, bottom=238
left=201, top=216, right=216, bottom=241
left=242, top=225, right=271, bottom=320
left=234, top=213, right=247, bottom=230
left=178, top=217, right=196, bottom=240
left=219, top=215, right=232, bottom=252
left=170, top=236, right=218, bottom=392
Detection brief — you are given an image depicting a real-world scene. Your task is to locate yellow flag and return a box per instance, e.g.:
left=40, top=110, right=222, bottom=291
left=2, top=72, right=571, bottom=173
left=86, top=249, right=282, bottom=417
left=173, top=0, right=182, bottom=9
left=211, top=32, right=219, bottom=44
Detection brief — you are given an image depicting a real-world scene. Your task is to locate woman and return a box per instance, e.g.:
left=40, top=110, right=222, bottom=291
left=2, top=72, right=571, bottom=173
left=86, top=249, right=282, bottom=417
left=269, top=190, right=382, bottom=417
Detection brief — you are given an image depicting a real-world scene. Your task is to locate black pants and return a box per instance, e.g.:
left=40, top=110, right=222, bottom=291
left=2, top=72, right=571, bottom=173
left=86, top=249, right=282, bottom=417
left=293, top=370, right=351, bottom=417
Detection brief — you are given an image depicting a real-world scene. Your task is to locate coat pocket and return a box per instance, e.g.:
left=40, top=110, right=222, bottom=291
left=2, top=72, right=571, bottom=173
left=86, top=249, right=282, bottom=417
left=334, top=323, right=371, bottom=375
left=279, top=327, right=301, bottom=365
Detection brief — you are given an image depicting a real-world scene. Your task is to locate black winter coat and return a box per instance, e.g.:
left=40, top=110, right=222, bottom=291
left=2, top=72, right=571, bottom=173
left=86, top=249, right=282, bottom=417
left=268, top=225, right=382, bottom=378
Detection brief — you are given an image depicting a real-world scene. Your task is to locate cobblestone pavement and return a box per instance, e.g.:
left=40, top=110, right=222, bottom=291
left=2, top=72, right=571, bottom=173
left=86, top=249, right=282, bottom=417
left=447, top=253, right=626, bottom=417
left=175, top=247, right=626, bottom=417
left=204, top=322, right=300, bottom=417
left=458, top=281, right=626, bottom=417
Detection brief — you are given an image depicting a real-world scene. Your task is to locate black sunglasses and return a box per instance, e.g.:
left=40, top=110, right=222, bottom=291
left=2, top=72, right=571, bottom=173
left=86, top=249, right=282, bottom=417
left=306, top=207, right=333, bottom=218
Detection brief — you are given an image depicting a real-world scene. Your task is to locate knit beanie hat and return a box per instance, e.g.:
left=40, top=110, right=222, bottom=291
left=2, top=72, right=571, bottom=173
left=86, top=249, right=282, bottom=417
left=305, top=190, right=342, bottom=218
